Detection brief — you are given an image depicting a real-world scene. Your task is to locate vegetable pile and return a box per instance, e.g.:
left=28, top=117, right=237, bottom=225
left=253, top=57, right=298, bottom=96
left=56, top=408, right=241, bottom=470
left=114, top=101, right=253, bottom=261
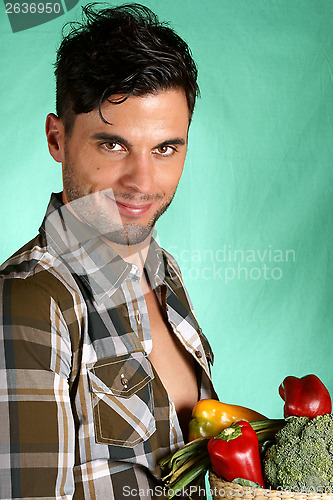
left=159, top=374, right=333, bottom=498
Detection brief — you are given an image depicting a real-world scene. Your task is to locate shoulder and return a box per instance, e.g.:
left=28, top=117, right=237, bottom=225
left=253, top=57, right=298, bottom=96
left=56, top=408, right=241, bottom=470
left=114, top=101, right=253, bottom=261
left=1, top=234, right=45, bottom=277
left=0, top=234, right=83, bottom=314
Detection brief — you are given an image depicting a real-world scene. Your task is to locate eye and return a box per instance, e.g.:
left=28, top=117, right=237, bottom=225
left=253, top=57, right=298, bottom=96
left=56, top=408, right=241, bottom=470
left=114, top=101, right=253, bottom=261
left=154, top=145, right=176, bottom=157
left=102, top=142, right=125, bottom=152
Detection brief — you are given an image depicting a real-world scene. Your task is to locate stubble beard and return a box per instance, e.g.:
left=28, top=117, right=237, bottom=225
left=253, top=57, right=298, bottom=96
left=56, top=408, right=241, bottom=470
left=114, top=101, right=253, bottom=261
left=62, top=156, right=177, bottom=245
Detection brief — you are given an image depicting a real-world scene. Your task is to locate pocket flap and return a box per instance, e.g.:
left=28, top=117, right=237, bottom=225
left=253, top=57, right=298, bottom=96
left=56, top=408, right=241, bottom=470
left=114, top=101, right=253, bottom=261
left=88, top=351, right=154, bottom=399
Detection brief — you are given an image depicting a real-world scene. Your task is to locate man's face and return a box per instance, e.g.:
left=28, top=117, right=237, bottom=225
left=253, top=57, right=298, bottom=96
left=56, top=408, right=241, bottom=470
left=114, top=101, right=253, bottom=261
left=59, top=89, right=189, bottom=245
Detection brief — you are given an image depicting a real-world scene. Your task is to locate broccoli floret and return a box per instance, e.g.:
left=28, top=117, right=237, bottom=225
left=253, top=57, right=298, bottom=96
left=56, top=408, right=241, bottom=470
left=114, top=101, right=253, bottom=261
left=263, top=414, right=333, bottom=493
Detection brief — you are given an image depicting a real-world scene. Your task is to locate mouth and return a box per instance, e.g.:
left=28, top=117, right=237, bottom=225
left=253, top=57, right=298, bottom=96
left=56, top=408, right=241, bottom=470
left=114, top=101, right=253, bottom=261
left=102, top=192, right=156, bottom=218
left=114, top=199, right=153, bottom=217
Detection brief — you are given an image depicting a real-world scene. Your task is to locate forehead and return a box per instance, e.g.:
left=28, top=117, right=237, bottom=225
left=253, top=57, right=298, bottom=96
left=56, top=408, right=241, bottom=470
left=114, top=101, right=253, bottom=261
left=70, top=89, right=190, bottom=141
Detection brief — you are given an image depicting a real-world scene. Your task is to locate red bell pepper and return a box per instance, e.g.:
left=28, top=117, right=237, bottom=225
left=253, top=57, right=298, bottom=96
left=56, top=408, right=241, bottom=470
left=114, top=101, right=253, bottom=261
left=279, top=374, right=332, bottom=418
left=207, top=420, right=265, bottom=487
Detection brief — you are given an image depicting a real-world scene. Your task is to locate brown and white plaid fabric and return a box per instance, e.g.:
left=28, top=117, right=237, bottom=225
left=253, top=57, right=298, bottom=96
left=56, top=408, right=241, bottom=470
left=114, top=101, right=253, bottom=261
left=0, top=193, right=217, bottom=499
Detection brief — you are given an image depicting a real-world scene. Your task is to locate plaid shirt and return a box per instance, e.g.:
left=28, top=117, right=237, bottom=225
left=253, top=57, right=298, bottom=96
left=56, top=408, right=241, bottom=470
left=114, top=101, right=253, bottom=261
left=0, top=193, right=216, bottom=499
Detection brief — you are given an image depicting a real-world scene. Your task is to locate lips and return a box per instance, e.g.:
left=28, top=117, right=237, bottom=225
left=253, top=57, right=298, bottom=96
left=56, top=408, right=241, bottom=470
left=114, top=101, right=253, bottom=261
left=115, top=200, right=153, bottom=216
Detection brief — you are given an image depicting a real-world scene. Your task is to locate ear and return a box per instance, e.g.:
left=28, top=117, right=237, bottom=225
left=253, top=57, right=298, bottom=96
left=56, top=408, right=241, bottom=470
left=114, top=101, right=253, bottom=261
left=45, top=113, right=65, bottom=163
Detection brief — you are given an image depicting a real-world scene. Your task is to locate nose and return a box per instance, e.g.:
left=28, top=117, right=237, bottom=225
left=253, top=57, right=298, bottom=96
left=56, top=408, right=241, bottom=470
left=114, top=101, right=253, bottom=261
left=120, top=153, right=154, bottom=194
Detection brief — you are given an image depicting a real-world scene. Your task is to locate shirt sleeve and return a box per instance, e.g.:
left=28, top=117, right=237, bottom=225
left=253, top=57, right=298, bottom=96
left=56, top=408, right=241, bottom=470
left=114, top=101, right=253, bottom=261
left=0, top=275, right=75, bottom=499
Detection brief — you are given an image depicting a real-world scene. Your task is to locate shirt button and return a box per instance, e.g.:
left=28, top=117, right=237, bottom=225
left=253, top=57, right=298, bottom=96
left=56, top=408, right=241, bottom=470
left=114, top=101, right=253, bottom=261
left=135, top=310, right=141, bottom=324
left=195, top=350, right=202, bottom=359
left=121, top=374, right=128, bottom=388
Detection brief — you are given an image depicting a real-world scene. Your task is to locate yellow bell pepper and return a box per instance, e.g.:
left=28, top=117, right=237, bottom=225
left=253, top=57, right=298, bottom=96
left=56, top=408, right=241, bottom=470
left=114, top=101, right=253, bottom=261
left=188, top=399, right=267, bottom=441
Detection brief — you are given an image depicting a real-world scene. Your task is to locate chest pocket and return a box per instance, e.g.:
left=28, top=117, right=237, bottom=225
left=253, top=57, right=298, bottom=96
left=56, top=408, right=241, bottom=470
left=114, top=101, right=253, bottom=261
left=87, top=351, right=156, bottom=447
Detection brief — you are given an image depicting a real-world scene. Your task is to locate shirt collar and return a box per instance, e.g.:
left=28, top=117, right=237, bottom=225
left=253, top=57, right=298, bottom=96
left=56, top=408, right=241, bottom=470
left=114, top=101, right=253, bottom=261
left=39, top=193, right=169, bottom=301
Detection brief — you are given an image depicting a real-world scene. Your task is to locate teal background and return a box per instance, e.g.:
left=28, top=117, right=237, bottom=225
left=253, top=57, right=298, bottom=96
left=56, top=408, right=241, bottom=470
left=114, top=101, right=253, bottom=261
left=1, top=0, right=333, bottom=419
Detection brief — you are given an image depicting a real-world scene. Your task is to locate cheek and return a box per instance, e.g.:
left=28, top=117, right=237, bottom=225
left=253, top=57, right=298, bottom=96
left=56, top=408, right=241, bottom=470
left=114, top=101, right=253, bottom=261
left=159, top=158, right=185, bottom=190
left=170, top=163, right=185, bottom=188
left=72, top=153, right=120, bottom=187
left=157, top=173, right=181, bottom=196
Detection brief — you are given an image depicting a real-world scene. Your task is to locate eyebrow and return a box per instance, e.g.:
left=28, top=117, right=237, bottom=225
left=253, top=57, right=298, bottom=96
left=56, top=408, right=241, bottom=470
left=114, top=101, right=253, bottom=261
left=91, top=133, right=186, bottom=149
left=91, top=133, right=133, bottom=148
left=155, top=138, right=186, bottom=148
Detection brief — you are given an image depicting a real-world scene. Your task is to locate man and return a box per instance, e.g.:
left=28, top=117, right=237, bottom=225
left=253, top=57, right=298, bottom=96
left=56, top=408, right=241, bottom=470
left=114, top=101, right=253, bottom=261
left=0, top=4, right=216, bottom=499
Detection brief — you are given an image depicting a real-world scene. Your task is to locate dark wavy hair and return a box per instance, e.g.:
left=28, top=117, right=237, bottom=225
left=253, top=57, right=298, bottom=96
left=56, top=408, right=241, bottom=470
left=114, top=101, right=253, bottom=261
left=55, top=3, right=199, bottom=133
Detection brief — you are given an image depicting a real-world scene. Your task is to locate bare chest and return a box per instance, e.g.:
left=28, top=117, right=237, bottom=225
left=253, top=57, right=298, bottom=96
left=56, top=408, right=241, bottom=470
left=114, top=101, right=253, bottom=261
left=144, top=288, right=199, bottom=439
